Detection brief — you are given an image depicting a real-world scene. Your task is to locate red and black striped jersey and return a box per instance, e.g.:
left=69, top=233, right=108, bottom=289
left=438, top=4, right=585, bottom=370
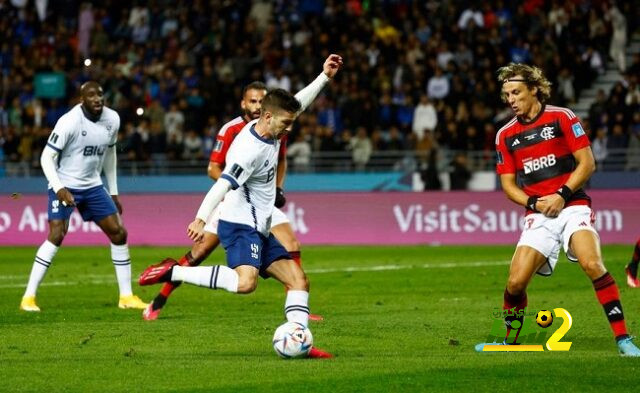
left=209, top=116, right=287, bottom=169
left=495, top=104, right=591, bottom=206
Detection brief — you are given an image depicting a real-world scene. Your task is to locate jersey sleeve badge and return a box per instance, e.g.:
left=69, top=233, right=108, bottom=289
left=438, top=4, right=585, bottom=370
left=572, top=122, right=585, bottom=138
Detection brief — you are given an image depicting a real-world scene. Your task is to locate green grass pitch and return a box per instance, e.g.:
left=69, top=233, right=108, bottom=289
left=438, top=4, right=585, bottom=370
left=1, top=245, right=640, bottom=392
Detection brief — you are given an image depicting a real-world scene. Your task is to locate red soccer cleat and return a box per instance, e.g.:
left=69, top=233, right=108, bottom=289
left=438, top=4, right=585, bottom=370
left=309, top=313, right=324, bottom=321
left=142, top=303, right=161, bottom=321
left=308, top=347, right=333, bottom=359
left=626, top=265, right=640, bottom=288
left=139, top=258, right=178, bottom=286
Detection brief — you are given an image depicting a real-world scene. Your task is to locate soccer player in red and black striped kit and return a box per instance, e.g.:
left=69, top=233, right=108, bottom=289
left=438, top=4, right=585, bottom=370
left=475, top=63, right=640, bottom=355
left=625, top=238, right=640, bottom=288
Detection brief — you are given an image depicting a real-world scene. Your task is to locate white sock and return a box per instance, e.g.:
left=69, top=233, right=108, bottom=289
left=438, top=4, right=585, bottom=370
left=111, top=243, right=132, bottom=296
left=285, top=290, right=310, bottom=327
left=171, top=265, right=238, bottom=293
left=24, top=240, right=59, bottom=297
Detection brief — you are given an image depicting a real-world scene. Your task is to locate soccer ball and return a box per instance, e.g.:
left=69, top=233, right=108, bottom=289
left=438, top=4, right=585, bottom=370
left=272, top=322, right=313, bottom=359
left=536, top=310, right=553, bottom=328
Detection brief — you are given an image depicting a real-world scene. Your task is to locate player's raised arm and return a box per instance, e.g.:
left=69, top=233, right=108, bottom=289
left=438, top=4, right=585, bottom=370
left=294, top=54, right=343, bottom=114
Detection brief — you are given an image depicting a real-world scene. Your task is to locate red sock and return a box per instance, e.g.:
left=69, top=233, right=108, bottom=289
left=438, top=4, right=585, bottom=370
left=289, top=251, right=301, bottom=267
left=158, top=255, right=191, bottom=298
left=159, top=282, right=177, bottom=297
left=593, top=272, right=629, bottom=341
left=503, top=288, right=527, bottom=343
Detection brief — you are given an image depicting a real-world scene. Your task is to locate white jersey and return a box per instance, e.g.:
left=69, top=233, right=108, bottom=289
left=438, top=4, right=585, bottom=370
left=46, top=104, right=120, bottom=190
left=218, top=119, right=279, bottom=236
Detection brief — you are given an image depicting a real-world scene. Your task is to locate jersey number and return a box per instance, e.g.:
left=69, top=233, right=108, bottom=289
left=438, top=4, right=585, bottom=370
left=49, top=133, right=59, bottom=144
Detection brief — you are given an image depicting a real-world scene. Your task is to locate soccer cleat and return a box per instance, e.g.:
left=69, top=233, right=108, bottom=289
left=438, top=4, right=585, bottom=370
left=618, top=337, right=640, bottom=356
left=142, top=303, right=161, bottom=321
left=309, top=313, right=324, bottom=321
left=308, top=347, right=333, bottom=359
left=138, top=258, right=178, bottom=286
left=625, top=265, right=639, bottom=288
left=20, top=296, right=40, bottom=312
left=118, top=295, right=149, bottom=309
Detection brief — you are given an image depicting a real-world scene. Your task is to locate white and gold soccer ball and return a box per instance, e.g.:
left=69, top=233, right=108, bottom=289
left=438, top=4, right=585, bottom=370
left=272, top=322, right=313, bottom=359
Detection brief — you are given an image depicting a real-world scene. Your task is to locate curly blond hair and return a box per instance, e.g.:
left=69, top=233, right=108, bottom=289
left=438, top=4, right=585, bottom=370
left=497, top=63, right=552, bottom=103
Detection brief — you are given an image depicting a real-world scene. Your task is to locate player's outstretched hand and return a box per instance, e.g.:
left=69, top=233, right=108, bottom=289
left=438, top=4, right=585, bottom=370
left=111, top=195, right=123, bottom=215
left=323, top=54, right=343, bottom=79
left=187, top=219, right=206, bottom=243
left=56, top=188, right=76, bottom=207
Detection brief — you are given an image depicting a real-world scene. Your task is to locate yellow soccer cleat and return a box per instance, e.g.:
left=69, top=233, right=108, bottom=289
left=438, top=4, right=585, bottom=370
left=20, top=296, right=41, bottom=312
left=118, top=294, right=149, bottom=310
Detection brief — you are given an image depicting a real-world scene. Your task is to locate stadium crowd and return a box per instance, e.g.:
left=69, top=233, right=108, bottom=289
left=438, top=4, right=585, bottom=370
left=0, top=0, right=639, bottom=175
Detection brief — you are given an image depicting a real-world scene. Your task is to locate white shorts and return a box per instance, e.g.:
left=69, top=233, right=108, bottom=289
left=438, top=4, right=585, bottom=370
left=203, top=206, right=290, bottom=235
left=517, top=205, right=598, bottom=276
left=271, top=207, right=290, bottom=227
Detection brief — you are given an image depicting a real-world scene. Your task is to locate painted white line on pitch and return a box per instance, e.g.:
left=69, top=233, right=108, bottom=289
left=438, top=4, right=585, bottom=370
left=304, top=260, right=509, bottom=274
left=0, top=260, right=510, bottom=288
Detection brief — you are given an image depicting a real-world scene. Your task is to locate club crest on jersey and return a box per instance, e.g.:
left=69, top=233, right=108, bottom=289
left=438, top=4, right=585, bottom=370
left=540, top=126, right=555, bottom=140
left=572, top=123, right=585, bottom=137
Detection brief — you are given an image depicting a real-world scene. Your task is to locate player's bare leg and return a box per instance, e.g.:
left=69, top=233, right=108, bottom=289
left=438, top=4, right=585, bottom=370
left=21, top=220, right=68, bottom=312
left=143, top=232, right=220, bottom=320
left=267, top=259, right=332, bottom=358
left=96, top=214, right=147, bottom=309
left=570, top=231, right=640, bottom=355
left=271, top=223, right=323, bottom=321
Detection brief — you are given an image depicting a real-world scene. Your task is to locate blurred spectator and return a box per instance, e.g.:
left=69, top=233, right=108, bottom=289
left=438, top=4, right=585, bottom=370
left=350, top=127, right=372, bottom=171
left=592, top=128, right=608, bottom=170
left=421, top=149, right=441, bottom=191
left=427, top=67, right=449, bottom=100
left=605, top=124, right=628, bottom=170
left=182, top=129, right=203, bottom=162
left=412, top=94, right=437, bottom=140
left=607, top=4, right=627, bottom=72
left=449, top=153, right=472, bottom=190
left=287, top=131, right=312, bottom=173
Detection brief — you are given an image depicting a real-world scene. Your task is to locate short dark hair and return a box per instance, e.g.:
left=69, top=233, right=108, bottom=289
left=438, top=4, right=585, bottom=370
left=261, top=89, right=301, bottom=114
left=242, top=81, right=267, bottom=97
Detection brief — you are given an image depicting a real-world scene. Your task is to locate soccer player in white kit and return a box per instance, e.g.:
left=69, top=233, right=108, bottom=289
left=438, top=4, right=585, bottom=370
left=139, top=89, right=333, bottom=358
left=20, top=82, right=148, bottom=312
left=142, top=54, right=342, bottom=321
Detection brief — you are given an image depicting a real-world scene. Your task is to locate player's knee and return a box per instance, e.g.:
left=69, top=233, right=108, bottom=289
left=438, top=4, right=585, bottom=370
left=506, top=278, right=527, bottom=296
left=581, top=257, right=605, bottom=277
left=283, top=238, right=301, bottom=253
left=236, top=276, right=258, bottom=294
left=48, top=230, right=66, bottom=246
left=109, top=226, right=128, bottom=245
